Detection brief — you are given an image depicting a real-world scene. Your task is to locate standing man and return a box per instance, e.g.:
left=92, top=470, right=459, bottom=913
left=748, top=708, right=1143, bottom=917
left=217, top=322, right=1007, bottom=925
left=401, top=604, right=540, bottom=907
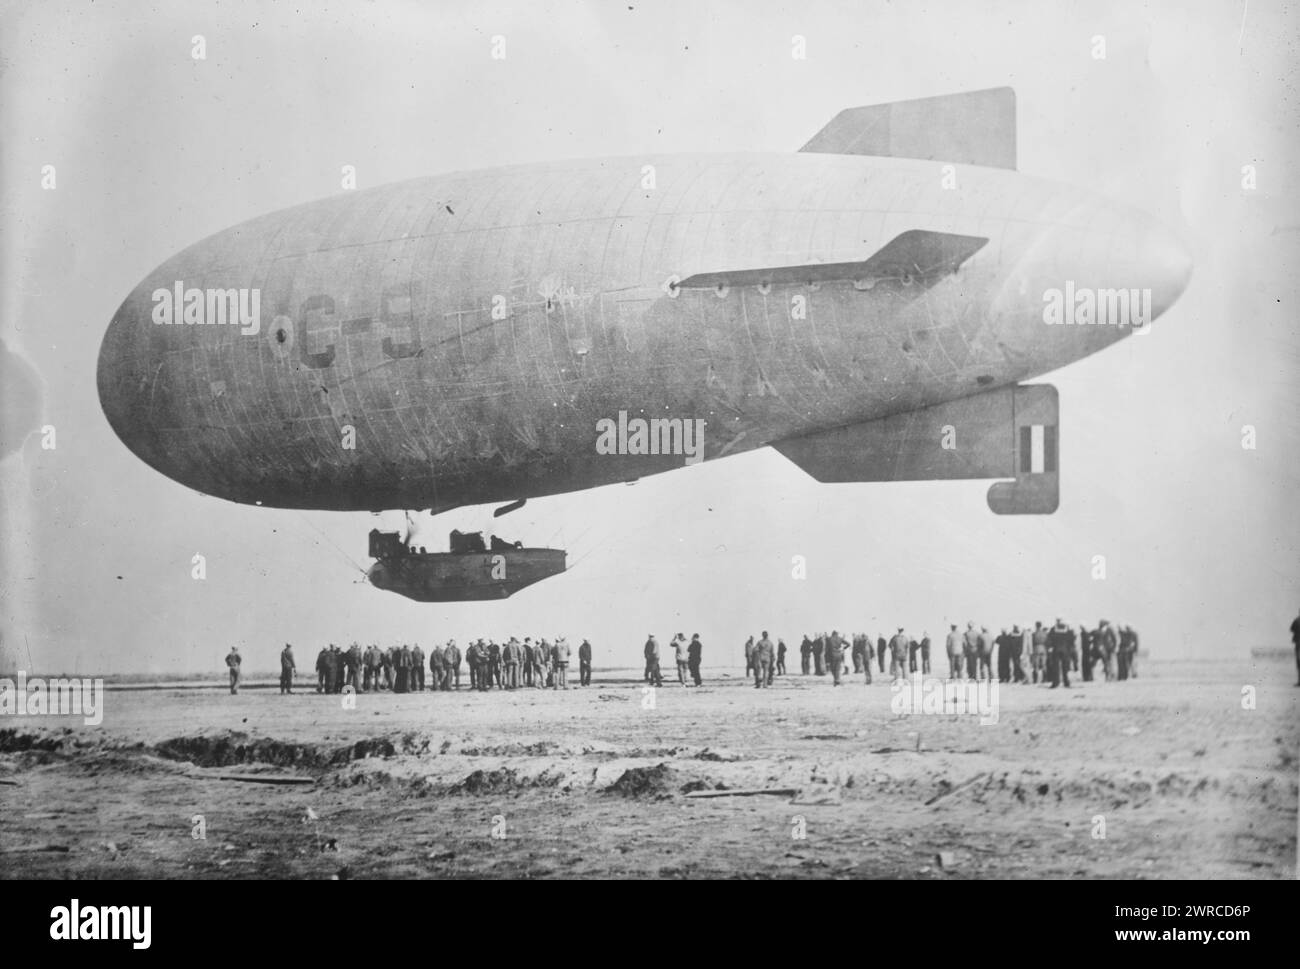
left=410, top=643, right=424, bottom=691
left=776, top=639, right=788, bottom=677
left=876, top=635, right=888, bottom=675
left=444, top=640, right=460, bottom=690
left=225, top=646, right=242, bottom=695
left=644, top=634, right=663, bottom=687
left=347, top=642, right=363, bottom=693
left=996, top=628, right=1013, bottom=683
left=362, top=644, right=377, bottom=692
left=889, top=628, right=910, bottom=683
left=754, top=631, right=775, bottom=688
left=381, top=645, right=395, bottom=691
left=579, top=639, right=593, bottom=687
left=466, top=641, right=480, bottom=691
left=533, top=638, right=551, bottom=689
left=743, top=636, right=755, bottom=679
left=812, top=634, right=826, bottom=677
left=945, top=624, right=963, bottom=680
left=1098, top=620, right=1119, bottom=682
left=825, top=631, right=845, bottom=686
left=672, top=633, right=690, bottom=686
left=1030, top=621, right=1049, bottom=684
left=976, top=627, right=995, bottom=682
left=1007, top=625, right=1027, bottom=684
left=800, top=636, right=812, bottom=675
left=430, top=642, right=446, bottom=692
left=1047, top=619, right=1075, bottom=689
left=687, top=634, right=703, bottom=687
left=919, top=633, right=932, bottom=675
left=316, top=646, right=330, bottom=694
left=552, top=636, right=570, bottom=689
left=279, top=643, right=296, bottom=694
left=851, top=634, right=864, bottom=674
left=963, top=623, right=981, bottom=681
left=502, top=638, right=520, bottom=689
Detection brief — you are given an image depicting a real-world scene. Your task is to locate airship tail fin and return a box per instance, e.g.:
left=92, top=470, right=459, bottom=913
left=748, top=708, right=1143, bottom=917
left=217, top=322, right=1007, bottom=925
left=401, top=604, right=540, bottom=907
left=800, top=87, right=1016, bottom=170
left=773, top=382, right=1058, bottom=514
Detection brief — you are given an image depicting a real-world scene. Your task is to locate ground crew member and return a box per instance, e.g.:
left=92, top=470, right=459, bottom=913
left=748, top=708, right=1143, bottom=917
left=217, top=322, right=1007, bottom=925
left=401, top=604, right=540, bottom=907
left=315, top=647, right=329, bottom=693
left=224, top=646, right=241, bottom=694
left=1097, top=620, right=1119, bottom=681
left=945, top=624, right=963, bottom=680
left=1007, top=625, right=1027, bottom=683
left=800, top=636, right=812, bottom=675
left=326, top=644, right=343, bottom=694
left=347, top=642, right=363, bottom=692
left=776, top=639, right=787, bottom=676
left=996, top=628, right=1014, bottom=682
left=851, top=634, right=864, bottom=674
left=672, top=633, right=690, bottom=686
left=501, top=638, right=519, bottom=689
left=1047, top=619, right=1074, bottom=688
left=579, top=639, right=593, bottom=686
left=753, top=631, right=774, bottom=688
left=977, top=627, right=995, bottom=681
left=687, top=635, right=702, bottom=687
left=466, top=641, right=480, bottom=690
left=381, top=646, right=395, bottom=690
left=743, top=636, right=755, bottom=677
left=889, top=628, right=910, bottom=682
left=488, top=641, right=503, bottom=688
left=861, top=636, right=873, bottom=685
left=279, top=643, right=295, bottom=694
left=919, top=633, right=932, bottom=675
left=553, top=636, right=570, bottom=689
left=876, top=635, right=887, bottom=674
left=825, top=631, right=845, bottom=685
left=1030, top=622, right=1049, bottom=684
left=812, top=634, right=825, bottom=676
left=962, top=623, right=980, bottom=680
left=430, top=642, right=446, bottom=691
left=536, top=639, right=553, bottom=688
left=1118, top=625, right=1137, bottom=679
left=411, top=643, right=424, bottom=691
left=444, top=640, right=460, bottom=689
left=362, top=645, right=377, bottom=691
left=644, top=635, right=663, bottom=687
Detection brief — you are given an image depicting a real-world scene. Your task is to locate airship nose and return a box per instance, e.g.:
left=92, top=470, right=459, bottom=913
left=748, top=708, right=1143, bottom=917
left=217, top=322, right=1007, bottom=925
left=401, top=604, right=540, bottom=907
left=1142, top=220, right=1193, bottom=322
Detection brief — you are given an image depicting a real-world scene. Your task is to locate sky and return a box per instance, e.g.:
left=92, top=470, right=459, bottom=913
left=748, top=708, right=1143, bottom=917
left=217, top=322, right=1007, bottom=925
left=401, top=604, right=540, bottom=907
left=1, top=0, right=1297, bottom=674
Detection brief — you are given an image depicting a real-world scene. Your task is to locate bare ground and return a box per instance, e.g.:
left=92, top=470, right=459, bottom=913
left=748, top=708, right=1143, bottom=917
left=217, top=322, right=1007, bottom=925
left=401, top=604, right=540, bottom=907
left=1, top=659, right=1295, bottom=879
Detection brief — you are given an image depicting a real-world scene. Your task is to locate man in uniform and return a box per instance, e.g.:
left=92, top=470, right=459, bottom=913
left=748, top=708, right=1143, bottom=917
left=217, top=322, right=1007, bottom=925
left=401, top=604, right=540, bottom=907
left=995, top=628, right=1014, bottom=683
left=889, top=628, right=910, bottom=683
left=429, top=641, right=446, bottom=691
left=800, top=636, right=812, bottom=675
left=963, top=622, right=981, bottom=681
left=918, top=633, right=932, bottom=675
left=279, top=643, right=295, bottom=694
left=945, top=624, right=963, bottom=680
left=444, top=640, right=460, bottom=689
left=1030, top=621, right=1049, bottom=684
left=687, top=634, right=702, bottom=687
left=1007, top=625, right=1027, bottom=683
left=977, top=627, right=996, bottom=682
left=326, top=644, right=343, bottom=694
left=1078, top=626, right=1095, bottom=681
left=552, top=636, right=570, bottom=689
left=643, top=634, right=663, bottom=687
left=362, top=644, right=377, bottom=692
left=1117, top=625, right=1136, bottom=680
left=825, top=631, right=845, bottom=686
left=579, top=639, right=593, bottom=687
left=850, top=634, right=864, bottom=674
left=876, top=635, right=888, bottom=675
left=754, top=631, right=775, bottom=688
left=776, top=638, right=787, bottom=677
left=672, top=633, right=690, bottom=686
left=743, top=636, right=755, bottom=679
left=347, top=642, right=363, bottom=692
left=536, top=638, right=553, bottom=688
left=812, top=634, right=825, bottom=676
left=381, top=645, right=395, bottom=691
left=521, top=637, right=535, bottom=687
left=225, top=645, right=242, bottom=694
left=411, top=643, right=425, bottom=691
left=861, top=636, right=873, bottom=685
left=465, top=641, right=480, bottom=690
left=501, top=638, right=519, bottom=689
left=1047, top=619, right=1074, bottom=688
left=316, top=646, right=329, bottom=693
left=487, top=640, right=502, bottom=689
left=1097, top=620, right=1119, bottom=682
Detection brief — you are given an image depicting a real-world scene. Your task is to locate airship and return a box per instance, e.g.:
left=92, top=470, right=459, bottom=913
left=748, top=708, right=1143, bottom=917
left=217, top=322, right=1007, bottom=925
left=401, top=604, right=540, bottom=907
left=97, top=88, right=1192, bottom=602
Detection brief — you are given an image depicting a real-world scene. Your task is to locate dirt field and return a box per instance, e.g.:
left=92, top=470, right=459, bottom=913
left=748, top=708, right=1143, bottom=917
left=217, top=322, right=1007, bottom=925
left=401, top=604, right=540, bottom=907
left=1, top=659, right=1295, bottom=879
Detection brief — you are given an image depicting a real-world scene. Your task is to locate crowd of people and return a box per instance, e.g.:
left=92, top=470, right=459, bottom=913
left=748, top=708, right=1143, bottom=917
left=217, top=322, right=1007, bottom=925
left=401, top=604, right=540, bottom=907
left=222, top=619, right=1142, bottom=696
left=268, top=638, right=595, bottom=695
left=767, top=620, right=1140, bottom=688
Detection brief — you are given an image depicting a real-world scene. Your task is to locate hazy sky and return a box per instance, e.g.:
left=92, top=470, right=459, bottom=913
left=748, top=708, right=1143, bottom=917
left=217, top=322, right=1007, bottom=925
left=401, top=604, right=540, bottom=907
left=1, top=0, right=1296, bottom=674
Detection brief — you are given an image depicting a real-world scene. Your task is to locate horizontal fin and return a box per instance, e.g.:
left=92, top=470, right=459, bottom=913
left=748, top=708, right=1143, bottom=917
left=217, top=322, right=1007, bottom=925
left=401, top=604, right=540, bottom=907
left=677, top=230, right=987, bottom=291
left=800, top=87, right=1016, bottom=170
left=773, top=383, right=1059, bottom=514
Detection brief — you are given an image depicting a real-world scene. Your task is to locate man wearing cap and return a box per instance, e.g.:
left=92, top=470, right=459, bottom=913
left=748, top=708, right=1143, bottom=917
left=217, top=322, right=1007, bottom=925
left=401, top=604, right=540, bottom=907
left=687, top=634, right=702, bottom=687
left=1030, top=621, right=1049, bottom=684
left=579, top=639, right=593, bottom=687
left=889, top=628, right=910, bottom=683
left=672, top=633, right=690, bottom=686
left=1047, top=619, right=1075, bottom=688
left=279, top=643, right=296, bottom=694
left=825, top=631, right=845, bottom=685
left=944, top=624, right=963, bottom=680
left=443, top=640, right=460, bottom=690
left=225, top=645, right=242, bottom=694
left=753, top=631, right=775, bottom=688
left=552, top=636, right=571, bottom=689
left=644, top=634, right=663, bottom=687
